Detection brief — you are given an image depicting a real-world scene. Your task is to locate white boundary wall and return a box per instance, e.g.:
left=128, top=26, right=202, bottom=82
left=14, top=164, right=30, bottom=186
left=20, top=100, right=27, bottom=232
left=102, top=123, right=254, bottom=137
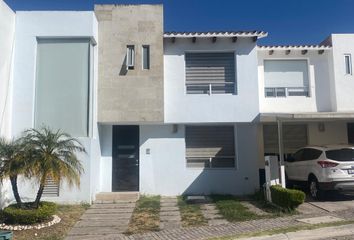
left=1, top=11, right=99, bottom=206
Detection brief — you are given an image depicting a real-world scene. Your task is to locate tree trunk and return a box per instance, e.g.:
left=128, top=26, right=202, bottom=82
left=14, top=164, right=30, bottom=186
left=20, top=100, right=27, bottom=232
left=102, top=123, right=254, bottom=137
left=34, top=175, right=46, bottom=209
left=9, top=175, right=22, bottom=208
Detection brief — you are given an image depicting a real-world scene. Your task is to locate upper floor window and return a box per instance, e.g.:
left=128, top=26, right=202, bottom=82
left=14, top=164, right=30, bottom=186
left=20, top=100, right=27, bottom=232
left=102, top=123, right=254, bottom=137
left=185, top=52, right=236, bottom=95
left=35, top=38, right=91, bottom=137
left=345, top=54, right=352, bottom=75
left=264, top=60, right=309, bottom=98
left=142, top=45, right=150, bottom=70
left=126, top=45, right=135, bottom=69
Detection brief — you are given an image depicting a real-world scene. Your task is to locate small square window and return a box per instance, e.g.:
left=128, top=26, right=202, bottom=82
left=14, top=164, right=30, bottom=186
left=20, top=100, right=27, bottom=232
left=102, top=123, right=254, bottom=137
left=345, top=54, right=352, bottom=75
left=142, top=45, right=150, bottom=70
left=126, top=45, right=135, bottom=70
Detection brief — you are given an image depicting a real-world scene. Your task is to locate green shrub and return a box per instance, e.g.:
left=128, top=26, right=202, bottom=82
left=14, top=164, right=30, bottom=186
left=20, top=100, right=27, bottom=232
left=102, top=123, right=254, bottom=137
left=2, top=201, right=57, bottom=225
left=270, top=185, right=305, bottom=210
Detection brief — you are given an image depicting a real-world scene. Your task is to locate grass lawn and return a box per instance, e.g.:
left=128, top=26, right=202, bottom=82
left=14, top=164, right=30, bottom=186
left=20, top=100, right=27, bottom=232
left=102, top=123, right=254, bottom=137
left=177, top=196, right=207, bottom=228
left=7, top=204, right=89, bottom=240
left=211, top=195, right=258, bottom=222
left=125, top=195, right=161, bottom=234
left=210, top=195, right=294, bottom=222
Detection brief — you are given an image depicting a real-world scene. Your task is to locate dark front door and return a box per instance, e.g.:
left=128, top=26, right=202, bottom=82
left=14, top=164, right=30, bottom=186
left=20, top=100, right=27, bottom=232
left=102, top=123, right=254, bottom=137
left=112, top=126, right=139, bottom=192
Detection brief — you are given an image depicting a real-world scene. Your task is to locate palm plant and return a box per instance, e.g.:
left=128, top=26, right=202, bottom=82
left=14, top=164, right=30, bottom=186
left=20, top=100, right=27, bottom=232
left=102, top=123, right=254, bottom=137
left=0, top=137, right=27, bottom=207
left=22, top=127, right=86, bottom=208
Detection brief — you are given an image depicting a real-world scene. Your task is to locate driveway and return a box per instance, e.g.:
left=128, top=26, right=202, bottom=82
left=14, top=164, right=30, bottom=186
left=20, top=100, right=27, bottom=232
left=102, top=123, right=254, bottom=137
left=307, top=192, right=354, bottom=212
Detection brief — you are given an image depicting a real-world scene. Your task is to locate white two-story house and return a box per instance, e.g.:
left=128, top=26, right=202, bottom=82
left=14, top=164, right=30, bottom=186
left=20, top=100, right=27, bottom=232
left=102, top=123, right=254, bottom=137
left=1, top=0, right=354, bottom=206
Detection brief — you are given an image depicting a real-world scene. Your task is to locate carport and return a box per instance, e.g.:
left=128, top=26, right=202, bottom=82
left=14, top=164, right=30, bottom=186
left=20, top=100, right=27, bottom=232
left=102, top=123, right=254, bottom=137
left=260, top=112, right=354, bottom=188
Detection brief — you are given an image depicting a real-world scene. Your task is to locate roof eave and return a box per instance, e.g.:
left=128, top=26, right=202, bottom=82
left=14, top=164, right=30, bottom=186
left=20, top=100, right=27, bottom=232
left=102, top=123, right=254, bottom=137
left=163, top=32, right=268, bottom=39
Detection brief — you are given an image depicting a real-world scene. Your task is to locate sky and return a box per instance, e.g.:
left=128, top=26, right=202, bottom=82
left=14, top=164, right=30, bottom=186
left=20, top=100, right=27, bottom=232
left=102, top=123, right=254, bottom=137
left=4, top=0, right=354, bottom=45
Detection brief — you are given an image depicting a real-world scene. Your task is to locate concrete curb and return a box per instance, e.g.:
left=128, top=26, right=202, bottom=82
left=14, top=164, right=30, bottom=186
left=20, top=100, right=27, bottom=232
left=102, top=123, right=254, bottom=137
left=238, top=223, right=354, bottom=240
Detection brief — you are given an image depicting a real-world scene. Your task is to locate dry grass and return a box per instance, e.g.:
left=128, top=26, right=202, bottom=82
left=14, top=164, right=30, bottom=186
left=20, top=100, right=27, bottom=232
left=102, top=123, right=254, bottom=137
left=178, top=196, right=207, bottom=228
left=125, top=195, right=160, bottom=234
left=9, top=204, right=89, bottom=240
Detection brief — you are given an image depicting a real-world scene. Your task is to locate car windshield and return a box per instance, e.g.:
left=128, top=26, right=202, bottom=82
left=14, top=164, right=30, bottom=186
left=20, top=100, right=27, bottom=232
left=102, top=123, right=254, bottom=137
left=326, top=148, right=354, bottom=162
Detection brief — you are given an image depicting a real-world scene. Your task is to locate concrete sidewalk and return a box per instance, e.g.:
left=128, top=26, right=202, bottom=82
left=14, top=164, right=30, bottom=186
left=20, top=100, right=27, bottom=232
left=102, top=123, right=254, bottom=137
left=238, top=223, right=354, bottom=240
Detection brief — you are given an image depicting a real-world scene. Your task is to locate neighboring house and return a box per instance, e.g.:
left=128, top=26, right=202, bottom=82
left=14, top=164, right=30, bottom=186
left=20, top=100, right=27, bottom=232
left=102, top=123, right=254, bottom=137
left=1, top=1, right=354, bottom=206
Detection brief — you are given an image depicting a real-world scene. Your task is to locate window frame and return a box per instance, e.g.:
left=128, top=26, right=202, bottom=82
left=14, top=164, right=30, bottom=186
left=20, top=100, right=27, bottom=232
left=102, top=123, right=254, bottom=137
left=33, top=37, right=94, bottom=138
left=184, top=125, right=238, bottom=170
left=184, top=50, right=237, bottom=96
left=344, top=54, right=352, bottom=75
left=142, top=45, right=150, bottom=70
left=263, top=58, right=311, bottom=98
left=126, top=45, right=135, bottom=70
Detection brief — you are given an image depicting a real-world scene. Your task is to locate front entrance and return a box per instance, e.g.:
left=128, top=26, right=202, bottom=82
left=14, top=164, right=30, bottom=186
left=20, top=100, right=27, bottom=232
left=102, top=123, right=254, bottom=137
left=112, top=125, right=139, bottom=192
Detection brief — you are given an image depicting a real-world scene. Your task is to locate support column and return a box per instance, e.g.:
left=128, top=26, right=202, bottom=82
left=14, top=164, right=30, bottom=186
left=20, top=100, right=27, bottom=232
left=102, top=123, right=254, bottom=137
left=277, top=119, right=286, bottom=188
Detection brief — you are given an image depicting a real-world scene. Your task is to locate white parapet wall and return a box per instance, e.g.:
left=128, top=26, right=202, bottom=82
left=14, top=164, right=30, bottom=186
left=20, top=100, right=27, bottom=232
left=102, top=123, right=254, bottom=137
left=0, top=0, right=15, bottom=139
left=1, top=11, right=100, bottom=206
left=0, top=0, right=15, bottom=209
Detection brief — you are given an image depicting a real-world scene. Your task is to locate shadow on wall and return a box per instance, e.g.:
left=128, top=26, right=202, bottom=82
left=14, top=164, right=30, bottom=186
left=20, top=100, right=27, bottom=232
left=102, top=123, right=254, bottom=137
left=181, top=168, right=258, bottom=196
left=119, top=55, right=127, bottom=76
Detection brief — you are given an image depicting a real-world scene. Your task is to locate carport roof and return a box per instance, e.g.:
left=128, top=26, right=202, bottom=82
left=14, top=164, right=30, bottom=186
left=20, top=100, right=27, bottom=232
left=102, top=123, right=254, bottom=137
left=260, top=112, right=354, bottom=122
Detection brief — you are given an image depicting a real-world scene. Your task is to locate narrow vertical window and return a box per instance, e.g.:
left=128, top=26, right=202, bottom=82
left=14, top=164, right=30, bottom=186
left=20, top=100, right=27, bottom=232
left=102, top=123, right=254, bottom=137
left=345, top=54, right=352, bottom=75
left=142, top=45, right=150, bottom=70
left=126, top=45, right=135, bottom=69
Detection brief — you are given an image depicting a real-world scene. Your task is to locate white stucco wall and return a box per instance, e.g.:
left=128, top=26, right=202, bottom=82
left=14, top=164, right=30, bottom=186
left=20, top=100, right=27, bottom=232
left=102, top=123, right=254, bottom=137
left=258, top=50, right=332, bottom=113
left=139, top=124, right=261, bottom=196
left=1, top=11, right=99, bottom=206
left=330, top=34, right=354, bottom=112
left=11, top=11, right=98, bottom=136
left=0, top=0, right=15, bottom=138
left=98, top=124, right=113, bottom=192
left=308, top=121, right=348, bottom=145
left=164, top=37, right=260, bottom=123
left=0, top=0, right=15, bottom=209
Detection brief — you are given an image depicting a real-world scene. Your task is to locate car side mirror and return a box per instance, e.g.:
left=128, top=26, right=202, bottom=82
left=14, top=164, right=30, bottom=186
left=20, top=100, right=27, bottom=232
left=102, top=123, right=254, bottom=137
left=286, top=156, right=295, bottom=162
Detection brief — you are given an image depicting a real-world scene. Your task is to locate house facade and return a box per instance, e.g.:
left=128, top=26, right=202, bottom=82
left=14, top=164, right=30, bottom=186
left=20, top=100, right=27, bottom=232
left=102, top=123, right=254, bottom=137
left=1, top=1, right=354, bottom=206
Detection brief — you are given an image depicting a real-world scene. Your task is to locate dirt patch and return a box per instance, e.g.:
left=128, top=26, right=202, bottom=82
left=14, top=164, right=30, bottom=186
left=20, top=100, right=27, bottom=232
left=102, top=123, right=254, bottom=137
left=125, top=195, right=160, bottom=234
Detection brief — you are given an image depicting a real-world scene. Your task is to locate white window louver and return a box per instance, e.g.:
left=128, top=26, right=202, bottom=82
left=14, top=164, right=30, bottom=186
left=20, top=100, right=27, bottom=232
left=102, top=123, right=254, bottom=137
left=263, top=124, right=308, bottom=154
left=185, top=126, right=235, bottom=168
left=42, top=177, right=60, bottom=197
left=185, top=52, right=236, bottom=94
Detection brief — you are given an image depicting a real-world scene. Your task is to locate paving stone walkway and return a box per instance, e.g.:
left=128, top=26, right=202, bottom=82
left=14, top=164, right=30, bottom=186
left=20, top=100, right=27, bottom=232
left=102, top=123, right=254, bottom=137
left=200, top=203, right=229, bottom=226
left=65, top=201, right=136, bottom=240
left=64, top=196, right=354, bottom=240
left=65, top=210, right=353, bottom=240
left=159, top=196, right=182, bottom=230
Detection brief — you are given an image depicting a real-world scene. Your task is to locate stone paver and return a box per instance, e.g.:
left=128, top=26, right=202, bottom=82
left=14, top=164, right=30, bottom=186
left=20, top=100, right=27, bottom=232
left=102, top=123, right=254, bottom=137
left=65, top=212, right=342, bottom=240
left=65, top=197, right=354, bottom=240
left=159, top=197, right=182, bottom=230
left=65, top=201, right=135, bottom=239
left=297, top=202, right=328, bottom=215
left=200, top=202, right=229, bottom=225
left=296, top=215, right=344, bottom=224
left=321, top=235, right=354, bottom=240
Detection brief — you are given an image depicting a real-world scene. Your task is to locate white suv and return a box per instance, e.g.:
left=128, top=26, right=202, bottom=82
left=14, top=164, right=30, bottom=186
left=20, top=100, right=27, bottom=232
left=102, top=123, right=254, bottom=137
left=285, top=145, right=354, bottom=199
